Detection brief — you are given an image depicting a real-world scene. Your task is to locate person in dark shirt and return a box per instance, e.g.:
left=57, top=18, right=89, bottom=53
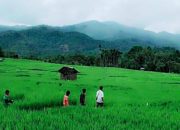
left=3, top=90, right=13, bottom=106
left=80, top=89, right=86, bottom=106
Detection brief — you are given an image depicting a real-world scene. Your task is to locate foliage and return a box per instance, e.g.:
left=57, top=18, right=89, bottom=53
left=42, top=47, right=180, bottom=73
left=121, top=46, right=180, bottom=73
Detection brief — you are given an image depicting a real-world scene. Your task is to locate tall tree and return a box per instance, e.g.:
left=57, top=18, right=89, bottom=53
left=100, top=49, right=121, bottom=67
left=0, top=47, right=4, bottom=57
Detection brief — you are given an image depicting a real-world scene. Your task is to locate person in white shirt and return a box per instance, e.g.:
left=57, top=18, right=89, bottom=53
left=96, top=86, right=104, bottom=107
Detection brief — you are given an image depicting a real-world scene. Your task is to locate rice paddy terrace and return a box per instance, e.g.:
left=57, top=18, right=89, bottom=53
left=0, top=58, right=179, bottom=130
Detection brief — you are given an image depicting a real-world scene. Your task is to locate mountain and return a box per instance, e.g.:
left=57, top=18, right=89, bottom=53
left=0, top=25, right=158, bottom=57
left=61, top=21, right=180, bottom=49
left=0, top=21, right=180, bottom=57
left=0, top=26, right=106, bottom=57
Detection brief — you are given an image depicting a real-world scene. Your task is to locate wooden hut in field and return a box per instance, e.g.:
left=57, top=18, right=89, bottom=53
left=58, top=67, right=79, bottom=80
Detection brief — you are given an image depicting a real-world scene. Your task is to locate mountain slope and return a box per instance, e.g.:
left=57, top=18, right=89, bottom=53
left=0, top=25, right=158, bottom=57
left=0, top=26, right=105, bottom=57
left=61, top=21, right=180, bottom=49
left=0, top=21, right=180, bottom=58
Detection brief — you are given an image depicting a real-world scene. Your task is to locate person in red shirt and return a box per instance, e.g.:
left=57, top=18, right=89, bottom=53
left=63, top=90, right=70, bottom=106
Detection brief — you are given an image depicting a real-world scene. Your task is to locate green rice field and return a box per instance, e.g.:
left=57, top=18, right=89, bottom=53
left=0, top=58, right=179, bottom=130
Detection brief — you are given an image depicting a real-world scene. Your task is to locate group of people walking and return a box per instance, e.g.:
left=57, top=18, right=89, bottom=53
left=64, top=86, right=104, bottom=107
left=2, top=86, right=104, bottom=108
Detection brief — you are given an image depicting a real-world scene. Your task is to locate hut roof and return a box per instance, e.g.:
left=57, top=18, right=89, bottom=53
left=58, top=67, right=79, bottom=74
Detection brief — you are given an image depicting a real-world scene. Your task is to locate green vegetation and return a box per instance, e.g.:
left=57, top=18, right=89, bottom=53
left=0, top=59, right=179, bottom=129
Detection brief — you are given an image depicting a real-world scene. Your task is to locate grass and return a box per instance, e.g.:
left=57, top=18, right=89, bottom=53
left=0, top=58, right=179, bottom=130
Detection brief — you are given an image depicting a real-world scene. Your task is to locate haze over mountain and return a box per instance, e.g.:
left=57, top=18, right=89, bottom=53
left=0, top=25, right=29, bottom=32
left=1, top=0, right=180, bottom=33
left=61, top=21, right=180, bottom=49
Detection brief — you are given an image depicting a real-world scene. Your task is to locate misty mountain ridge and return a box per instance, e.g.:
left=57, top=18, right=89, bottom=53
left=1, top=20, right=179, bottom=49
left=0, top=21, right=180, bottom=57
left=61, top=20, right=180, bottom=49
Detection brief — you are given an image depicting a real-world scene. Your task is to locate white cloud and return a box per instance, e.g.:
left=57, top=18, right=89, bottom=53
left=0, top=0, right=180, bottom=33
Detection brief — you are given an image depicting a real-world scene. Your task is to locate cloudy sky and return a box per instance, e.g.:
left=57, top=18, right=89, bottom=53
left=0, top=0, right=180, bottom=33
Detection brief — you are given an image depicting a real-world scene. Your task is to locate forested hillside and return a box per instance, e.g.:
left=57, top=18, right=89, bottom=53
left=0, top=26, right=106, bottom=57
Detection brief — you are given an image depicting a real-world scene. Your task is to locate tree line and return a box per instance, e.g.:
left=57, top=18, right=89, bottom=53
left=0, top=48, right=19, bottom=59
left=43, top=46, right=180, bottom=73
left=0, top=46, right=180, bottom=73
